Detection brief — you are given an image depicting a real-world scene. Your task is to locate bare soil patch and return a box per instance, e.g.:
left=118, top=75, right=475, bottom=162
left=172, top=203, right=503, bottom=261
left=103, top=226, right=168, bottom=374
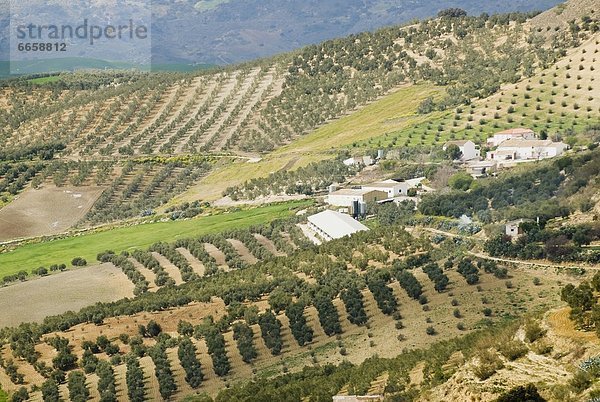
left=0, top=263, right=133, bottom=328
left=151, top=252, right=184, bottom=285
left=204, top=243, right=228, bottom=268
left=176, top=247, right=206, bottom=277
left=227, top=239, right=258, bottom=264
left=253, top=233, right=285, bottom=256
left=0, top=185, right=104, bottom=241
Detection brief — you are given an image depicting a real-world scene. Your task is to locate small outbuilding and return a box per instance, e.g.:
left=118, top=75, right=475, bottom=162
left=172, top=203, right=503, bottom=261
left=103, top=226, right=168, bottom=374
left=361, top=181, right=405, bottom=198
left=505, top=219, right=530, bottom=239
left=443, top=140, right=480, bottom=161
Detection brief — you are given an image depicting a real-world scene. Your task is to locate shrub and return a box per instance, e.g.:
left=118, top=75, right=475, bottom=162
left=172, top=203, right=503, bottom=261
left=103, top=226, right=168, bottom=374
left=570, top=369, right=592, bottom=393
left=71, top=257, right=87, bottom=267
left=473, top=349, right=503, bottom=380
left=498, top=340, right=528, bottom=361
left=524, top=321, right=546, bottom=343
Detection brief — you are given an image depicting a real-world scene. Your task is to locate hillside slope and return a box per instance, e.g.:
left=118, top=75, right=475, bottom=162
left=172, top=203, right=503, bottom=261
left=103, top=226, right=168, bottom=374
left=1, top=0, right=563, bottom=66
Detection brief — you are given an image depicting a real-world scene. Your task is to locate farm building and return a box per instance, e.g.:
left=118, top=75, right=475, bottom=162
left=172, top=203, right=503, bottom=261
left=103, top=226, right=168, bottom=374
left=361, top=181, right=406, bottom=197
left=486, top=139, right=567, bottom=161
left=442, top=140, right=480, bottom=161
left=487, top=128, right=536, bottom=147
left=343, top=155, right=374, bottom=166
left=326, top=188, right=388, bottom=207
left=505, top=219, right=531, bottom=239
left=307, top=210, right=369, bottom=241
left=466, top=161, right=497, bottom=177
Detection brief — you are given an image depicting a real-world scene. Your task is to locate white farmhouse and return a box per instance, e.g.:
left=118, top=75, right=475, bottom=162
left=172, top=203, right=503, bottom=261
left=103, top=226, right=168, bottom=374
left=442, top=140, right=480, bottom=161
left=307, top=210, right=369, bottom=241
left=487, top=128, right=535, bottom=147
left=326, top=189, right=388, bottom=207
left=487, top=139, right=567, bottom=161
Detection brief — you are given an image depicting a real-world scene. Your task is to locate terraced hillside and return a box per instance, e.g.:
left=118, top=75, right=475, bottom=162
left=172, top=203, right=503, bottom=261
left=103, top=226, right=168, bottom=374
left=0, top=225, right=564, bottom=401
left=1, top=5, right=597, bottom=160
left=1, top=65, right=285, bottom=157
left=0, top=3, right=596, bottom=237
left=362, top=32, right=600, bottom=149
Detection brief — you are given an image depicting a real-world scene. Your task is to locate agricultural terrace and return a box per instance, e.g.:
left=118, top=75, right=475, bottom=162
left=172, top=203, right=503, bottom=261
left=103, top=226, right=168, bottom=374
left=0, top=200, right=309, bottom=279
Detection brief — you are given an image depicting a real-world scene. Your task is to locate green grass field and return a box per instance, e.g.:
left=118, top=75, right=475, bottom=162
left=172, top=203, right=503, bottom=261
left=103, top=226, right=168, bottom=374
left=272, top=83, right=444, bottom=155
left=28, top=76, right=62, bottom=84
left=0, top=201, right=310, bottom=279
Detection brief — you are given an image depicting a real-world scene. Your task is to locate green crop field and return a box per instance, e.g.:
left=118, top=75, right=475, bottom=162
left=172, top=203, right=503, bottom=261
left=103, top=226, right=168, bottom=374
left=27, top=76, right=62, bottom=84
left=272, top=83, right=444, bottom=155
left=0, top=201, right=310, bottom=278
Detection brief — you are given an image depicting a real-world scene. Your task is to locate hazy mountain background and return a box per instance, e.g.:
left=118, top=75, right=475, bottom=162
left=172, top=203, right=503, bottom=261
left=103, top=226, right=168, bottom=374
left=153, top=0, right=564, bottom=65
left=0, top=0, right=564, bottom=72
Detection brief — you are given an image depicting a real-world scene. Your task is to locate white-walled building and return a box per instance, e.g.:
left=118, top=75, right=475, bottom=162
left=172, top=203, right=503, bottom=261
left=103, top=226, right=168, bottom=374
left=443, top=140, right=480, bottom=161
left=487, top=128, right=535, bottom=147
left=487, top=139, right=567, bottom=161
left=361, top=181, right=406, bottom=197
left=505, top=219, right=531, bottom=239
left=343, top=156, right=374, bottom=167
left=326, top=189, right=388, bottom=207
left=307, top=210, right=369, bottom=241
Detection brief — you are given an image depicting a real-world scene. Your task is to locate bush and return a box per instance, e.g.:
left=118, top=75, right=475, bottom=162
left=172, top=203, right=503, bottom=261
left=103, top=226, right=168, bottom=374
left=498, top=340, right=528, bottom=361
left=449, top=172, right=474, bottom=191
left=570, top=369, right=592, bottom=393
left=10, top=387, right=29, bottom=402
left=473, top=349, right=503, bottom=380
left=71, top=257, right=87, bottom=267
left=524, top=321, right=546, bottom=343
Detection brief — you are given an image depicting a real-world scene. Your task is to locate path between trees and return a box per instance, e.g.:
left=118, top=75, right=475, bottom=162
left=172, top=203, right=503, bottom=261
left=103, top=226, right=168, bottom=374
left=409, top=226, right=596, bottom=271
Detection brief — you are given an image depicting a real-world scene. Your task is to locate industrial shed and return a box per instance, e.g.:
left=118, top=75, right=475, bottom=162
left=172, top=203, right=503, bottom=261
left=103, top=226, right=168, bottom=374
left=307, top=210, right=369, bottom=241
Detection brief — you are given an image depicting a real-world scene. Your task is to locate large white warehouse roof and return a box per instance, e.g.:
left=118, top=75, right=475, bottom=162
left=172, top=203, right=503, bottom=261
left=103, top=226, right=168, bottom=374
left=307, top=210, right=369, bottom=240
